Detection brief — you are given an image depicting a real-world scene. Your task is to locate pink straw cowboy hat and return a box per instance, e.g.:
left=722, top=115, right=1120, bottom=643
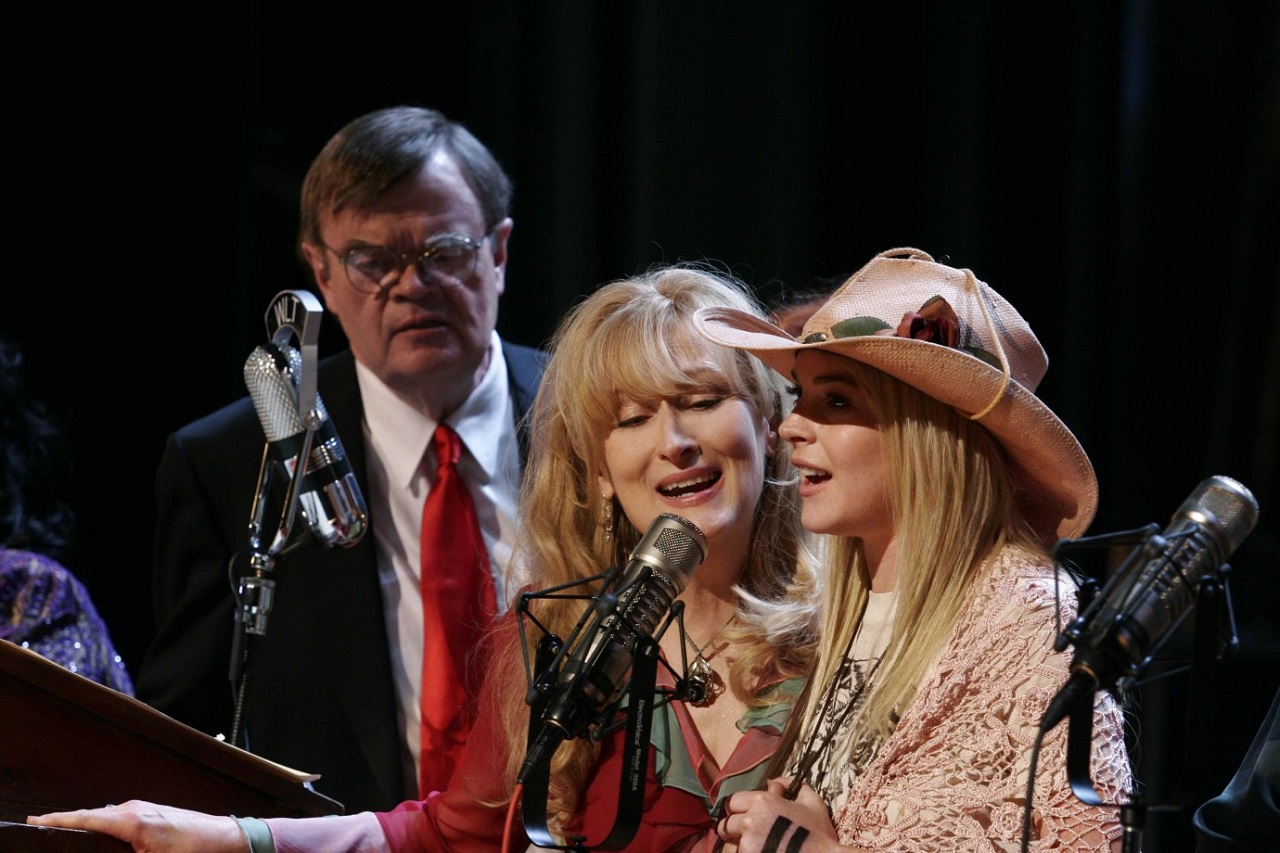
left=694, top=246, right=1097, bottom=545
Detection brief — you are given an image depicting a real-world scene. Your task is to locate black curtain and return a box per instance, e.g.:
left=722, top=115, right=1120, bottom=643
left=8, top=3, right=1277, bottom=850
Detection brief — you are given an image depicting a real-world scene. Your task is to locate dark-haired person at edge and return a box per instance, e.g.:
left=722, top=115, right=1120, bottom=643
left=699, top=248, right=1133, bottom=851
left=2, top=336, right=135, bottom=693
left=30, top=264, right=820, bottom=851
left=130, top=106, right=547, bottom=814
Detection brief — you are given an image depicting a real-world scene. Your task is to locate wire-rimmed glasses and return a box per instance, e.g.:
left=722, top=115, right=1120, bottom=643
left=325, top=232, right=488, bottom=293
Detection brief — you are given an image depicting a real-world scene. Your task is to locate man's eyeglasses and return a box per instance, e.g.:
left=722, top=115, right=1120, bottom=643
left=324, top=233, right=489, bottom=294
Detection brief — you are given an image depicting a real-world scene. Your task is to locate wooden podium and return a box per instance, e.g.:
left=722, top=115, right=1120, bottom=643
left=0, top=640, right=342, bottom=851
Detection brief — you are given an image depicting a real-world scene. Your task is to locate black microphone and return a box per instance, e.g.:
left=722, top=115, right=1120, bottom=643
left=518, top=512, right=707, bottom=781
left=1042, top=475, right=1259, bottom=731
left=243, top=342, right=368, bottom=548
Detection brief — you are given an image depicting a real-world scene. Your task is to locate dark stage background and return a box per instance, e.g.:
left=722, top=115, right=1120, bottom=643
left=7, top=4, right=1278, bottom=851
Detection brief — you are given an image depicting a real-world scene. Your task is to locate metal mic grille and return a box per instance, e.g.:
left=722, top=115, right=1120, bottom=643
left=244, top=346, right=303, bottom=442
left=638, top=513, right=708, bottom=581
left=1188, top=475, right=1260, bottom=555
left=653, top=526, right=704, bottom=576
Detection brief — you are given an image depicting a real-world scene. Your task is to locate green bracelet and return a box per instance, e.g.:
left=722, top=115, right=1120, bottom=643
left=231, top=816, right=275, bottom=853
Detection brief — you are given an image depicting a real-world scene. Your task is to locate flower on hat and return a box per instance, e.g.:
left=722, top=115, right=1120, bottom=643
left=820, top=295, right=1002, bottom=370
left=892, top=295, right=960, bottom=346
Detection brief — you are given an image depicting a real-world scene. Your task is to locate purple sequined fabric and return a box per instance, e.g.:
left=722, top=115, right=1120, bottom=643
left=1, top=548, right=135, bottom=695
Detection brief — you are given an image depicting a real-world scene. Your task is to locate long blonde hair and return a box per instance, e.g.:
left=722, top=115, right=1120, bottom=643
left=776, top=361, right=1044, bottom=767
left=489, top=264, right=819, bottom=827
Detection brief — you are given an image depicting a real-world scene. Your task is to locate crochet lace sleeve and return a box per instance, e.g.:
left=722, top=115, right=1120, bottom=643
left=833, top=553, right=1133, bottom=852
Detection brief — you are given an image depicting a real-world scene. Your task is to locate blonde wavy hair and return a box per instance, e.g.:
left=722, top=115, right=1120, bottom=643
left=485, top=264, right=819, bottom=830
left=771, top=360, right=1046, bottom=770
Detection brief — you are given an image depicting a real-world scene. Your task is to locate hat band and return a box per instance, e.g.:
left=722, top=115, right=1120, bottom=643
left=965, top=268, right=1011, bottom=421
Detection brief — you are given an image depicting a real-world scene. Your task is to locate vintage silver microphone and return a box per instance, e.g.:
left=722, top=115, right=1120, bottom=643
left=243, top=342, right=367, bottom=549
left=231, top=291, right=366, bottom=650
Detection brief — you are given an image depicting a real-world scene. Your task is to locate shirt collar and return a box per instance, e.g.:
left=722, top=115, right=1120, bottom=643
left=355, top=331, right=510, bottom=490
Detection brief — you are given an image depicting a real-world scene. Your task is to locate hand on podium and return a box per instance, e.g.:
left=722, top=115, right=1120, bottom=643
left=28, top=801, right=254, bottom=853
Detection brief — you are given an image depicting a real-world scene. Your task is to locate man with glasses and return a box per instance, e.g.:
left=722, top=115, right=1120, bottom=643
left=135, top=106, right=547, bottom=815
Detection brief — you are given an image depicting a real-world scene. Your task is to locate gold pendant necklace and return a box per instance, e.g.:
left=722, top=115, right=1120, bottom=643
left=684, top=613, right=735, bottom=707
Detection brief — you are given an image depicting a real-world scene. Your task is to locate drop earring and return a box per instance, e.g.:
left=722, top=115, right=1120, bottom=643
left=600, top=496, right=614, bottom=544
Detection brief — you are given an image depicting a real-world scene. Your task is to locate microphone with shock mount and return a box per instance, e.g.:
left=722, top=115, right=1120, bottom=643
left=1018, top=476, right=1260, bottom=853
left=243, top=341, right=368, bottom=550
left=517, top=512, right=707, bottom=850
left=233, top=291, right=368, bottom=644
left=1041, top=474, right=1260, bottom=732
left=519, top=512, right=708, bottom=781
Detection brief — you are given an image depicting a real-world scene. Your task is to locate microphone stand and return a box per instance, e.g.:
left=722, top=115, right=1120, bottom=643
left=228, top=290, right=326, bottom=751
left=521, top=637, right=661, bottom=851
left=228, top=422, right=318, bottom=749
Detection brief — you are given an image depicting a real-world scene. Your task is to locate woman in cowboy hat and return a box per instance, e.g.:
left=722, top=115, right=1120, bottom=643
left=697, top=248, right=1133, bottom=852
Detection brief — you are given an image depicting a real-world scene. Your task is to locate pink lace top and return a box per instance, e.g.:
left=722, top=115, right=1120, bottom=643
left=825, top=547, right=1132, bottom=851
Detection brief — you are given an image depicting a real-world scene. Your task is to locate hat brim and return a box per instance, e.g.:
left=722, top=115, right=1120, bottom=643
left=695, top=306, right=1097, bottom=543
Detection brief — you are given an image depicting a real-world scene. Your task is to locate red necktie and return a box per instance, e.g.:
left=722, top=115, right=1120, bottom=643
left=418, top=423, right=496, bottom=797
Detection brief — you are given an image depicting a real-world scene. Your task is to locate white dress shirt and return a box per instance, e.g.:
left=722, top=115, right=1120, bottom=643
left=355, top=331, right=524, bottom=794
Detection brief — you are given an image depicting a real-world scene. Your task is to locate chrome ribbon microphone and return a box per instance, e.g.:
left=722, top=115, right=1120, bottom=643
left=1042, top=475, right=1260, bottom=731
left=518, top=512, right=708, bottom=781
left=243, top=342, right=368, bottom=549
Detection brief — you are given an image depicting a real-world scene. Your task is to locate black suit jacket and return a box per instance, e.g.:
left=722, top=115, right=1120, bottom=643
left=136, top=341, right=546, bottom=814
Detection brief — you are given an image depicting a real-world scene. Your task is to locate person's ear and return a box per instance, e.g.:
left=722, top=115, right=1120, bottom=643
left=487, top=217, right=514, bottom=296
left=301, top=242, right=334, bottom=299
left=763, top=413, right=780, bottom=459
left=596, top=472, right=615, bottom=502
